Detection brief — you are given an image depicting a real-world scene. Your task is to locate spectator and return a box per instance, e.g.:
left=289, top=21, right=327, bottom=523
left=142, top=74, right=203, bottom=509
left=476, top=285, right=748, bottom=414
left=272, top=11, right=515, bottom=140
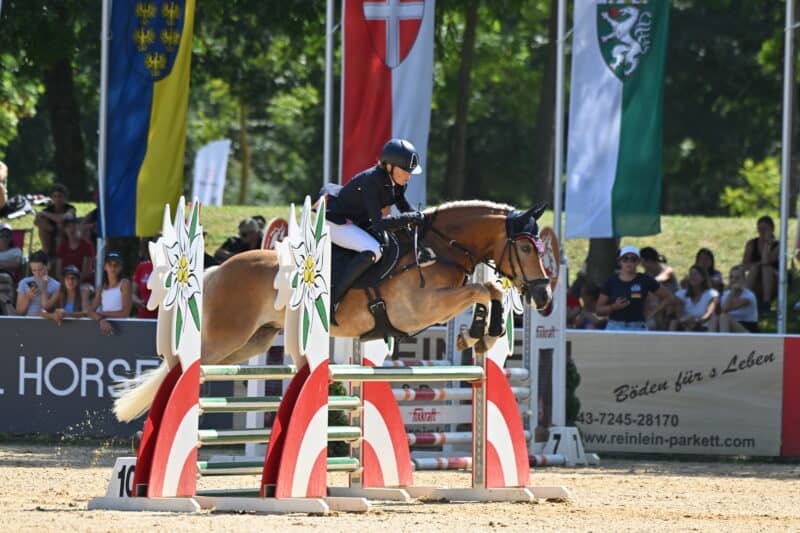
left=132, top=237, right=158, bottom=319
left=34, top=183, right=77, bottom=256
left=0, top=223, right=22, bottom=314
left=40, top=265, right=91, bottom=326
left=640, top=246, right=679, bottom=330
left=55, top=215, right=95, bottom=284
left=640, top=247, right=678, bottom=292
left=742, top=215, right=779, bottom=313
left=694, top=248, right=724, bottom=293
left=573, top=282, right=607, bottom=330
left=87, top=251, right=133, bottom=335
left=595, top=246, right=675, bottom=331
left=15, top=250, right=60, bottom=316
left=709, top=265, right=759, bottom=333
left=670, top=264, right=720, bottom=331
left=79, top=191, right=100, bottom=242
left=213, top=218, right=263, bottom=263
left=0, top=161, right=7, bottom=212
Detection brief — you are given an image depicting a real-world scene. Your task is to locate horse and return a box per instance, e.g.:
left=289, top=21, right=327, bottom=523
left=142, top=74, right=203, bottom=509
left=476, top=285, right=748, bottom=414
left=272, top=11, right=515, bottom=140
left=114, top=200, right=552, bottom=422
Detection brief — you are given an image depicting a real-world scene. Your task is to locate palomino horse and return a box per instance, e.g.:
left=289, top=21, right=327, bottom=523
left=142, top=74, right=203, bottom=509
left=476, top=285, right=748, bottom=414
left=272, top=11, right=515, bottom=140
left=114, top=200, right=551, bottom=422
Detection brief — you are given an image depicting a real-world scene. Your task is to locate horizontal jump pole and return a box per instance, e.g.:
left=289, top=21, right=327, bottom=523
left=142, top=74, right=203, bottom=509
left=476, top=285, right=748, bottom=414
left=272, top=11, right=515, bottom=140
left=383, top=360, right=529, bottom=381
left=200, top=365, right=298, bottom=382
left=329, top=365, right=484, bottom=382
left=393, top=386, right=530, bottom=402
left=197, top=426, right=362, bottom=446
left=412, top=457, right=472, bottom=471
left=197, top=457, right=360, bottom=476
left=199, top=395, right=361, bottom=413
left=382, top=360, right=452, bottom=367
left=407, top=431, right=532, bottom=446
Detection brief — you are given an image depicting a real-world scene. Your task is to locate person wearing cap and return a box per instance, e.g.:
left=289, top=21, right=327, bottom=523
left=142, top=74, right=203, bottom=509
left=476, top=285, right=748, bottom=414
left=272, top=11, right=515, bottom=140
left=40, top=264, right=91, bottom=325
left=324, top=138, right=425, bottom=306
left=55, top=214, right=95, bottom=284
left=34, top=183, right=77, bottom=256
left=87, top=251, right=132, bottom=335
left=213, top=217, right=264, bottom=263
left=596, top=245, right=676, bottom=331
left=15, top=250, right=61, bottom=316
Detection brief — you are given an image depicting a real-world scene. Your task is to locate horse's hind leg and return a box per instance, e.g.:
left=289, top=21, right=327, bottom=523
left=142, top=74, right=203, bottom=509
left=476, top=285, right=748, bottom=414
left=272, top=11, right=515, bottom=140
left=219, top=325, right=282, bottom=366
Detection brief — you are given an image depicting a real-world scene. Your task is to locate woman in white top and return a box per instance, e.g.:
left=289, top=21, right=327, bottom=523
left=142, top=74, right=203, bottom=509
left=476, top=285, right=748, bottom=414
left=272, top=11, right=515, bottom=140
left=87, top=251, right=132, bottom=335
left=709, top=265, right=758, bottom=333
left=669, top=264, right=719, bottom=331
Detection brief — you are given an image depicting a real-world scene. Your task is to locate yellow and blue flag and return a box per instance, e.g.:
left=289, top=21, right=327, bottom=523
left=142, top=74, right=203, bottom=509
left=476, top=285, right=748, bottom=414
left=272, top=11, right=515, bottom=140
left=105, top=0, right=195, bottom=237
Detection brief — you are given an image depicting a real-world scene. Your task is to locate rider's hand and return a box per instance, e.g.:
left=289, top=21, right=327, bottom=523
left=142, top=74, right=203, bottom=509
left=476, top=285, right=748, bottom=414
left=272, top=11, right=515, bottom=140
left=407, top=211, right=425, bottom=226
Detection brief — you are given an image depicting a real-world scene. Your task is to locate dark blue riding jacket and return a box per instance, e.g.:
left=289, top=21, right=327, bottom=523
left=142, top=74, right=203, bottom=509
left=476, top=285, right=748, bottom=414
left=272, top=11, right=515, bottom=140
left=325, top=166, right=413, bottom=229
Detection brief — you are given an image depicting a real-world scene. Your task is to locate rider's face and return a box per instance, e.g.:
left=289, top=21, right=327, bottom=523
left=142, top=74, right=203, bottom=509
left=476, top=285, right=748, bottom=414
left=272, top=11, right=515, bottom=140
left=389, top=165, right=412, bottom=186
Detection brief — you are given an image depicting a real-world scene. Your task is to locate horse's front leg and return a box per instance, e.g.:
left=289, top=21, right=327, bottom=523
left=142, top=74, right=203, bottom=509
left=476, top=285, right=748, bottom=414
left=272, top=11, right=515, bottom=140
left=473, top=281, right=506, bottom=354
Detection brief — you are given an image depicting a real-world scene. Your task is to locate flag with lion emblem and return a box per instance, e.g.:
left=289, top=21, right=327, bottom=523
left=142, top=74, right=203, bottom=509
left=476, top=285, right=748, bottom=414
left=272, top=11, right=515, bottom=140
left=565, top=0, right=669, bottom=239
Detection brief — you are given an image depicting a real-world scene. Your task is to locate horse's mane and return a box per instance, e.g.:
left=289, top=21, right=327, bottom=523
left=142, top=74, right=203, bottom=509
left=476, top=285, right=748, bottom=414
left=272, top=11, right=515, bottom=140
left=424, top=200, right=514, bottom=215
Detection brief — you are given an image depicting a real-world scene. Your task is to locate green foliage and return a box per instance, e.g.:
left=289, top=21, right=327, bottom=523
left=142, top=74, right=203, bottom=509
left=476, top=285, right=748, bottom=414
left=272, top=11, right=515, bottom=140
left=720, top=157, right=780, bottom=216
left=0, top=54, right=43, bottom=156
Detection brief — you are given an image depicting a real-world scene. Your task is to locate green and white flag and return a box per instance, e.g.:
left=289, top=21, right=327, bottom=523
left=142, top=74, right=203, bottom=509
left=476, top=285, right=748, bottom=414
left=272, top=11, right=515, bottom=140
left=565, top=0, right=670, bottom=239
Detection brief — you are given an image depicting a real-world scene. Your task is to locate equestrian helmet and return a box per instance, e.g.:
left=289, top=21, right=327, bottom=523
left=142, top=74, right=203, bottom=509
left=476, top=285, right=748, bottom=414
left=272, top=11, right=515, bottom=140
left=380, top=139, right=423, bottom=175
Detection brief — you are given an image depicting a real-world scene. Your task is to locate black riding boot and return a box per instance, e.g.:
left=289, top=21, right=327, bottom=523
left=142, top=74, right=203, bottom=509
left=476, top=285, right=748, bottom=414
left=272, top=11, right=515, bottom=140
left=332, top=251, right=377, bottom=321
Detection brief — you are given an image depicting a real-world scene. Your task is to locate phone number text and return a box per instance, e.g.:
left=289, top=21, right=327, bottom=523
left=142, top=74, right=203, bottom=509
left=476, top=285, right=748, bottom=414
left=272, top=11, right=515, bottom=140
left=575, top=411, right=680, bottom=427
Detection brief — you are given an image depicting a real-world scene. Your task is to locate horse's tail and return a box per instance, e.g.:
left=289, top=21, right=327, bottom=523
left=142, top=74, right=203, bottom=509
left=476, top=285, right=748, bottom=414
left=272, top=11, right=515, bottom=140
left=113, top=360, right=170, bottom=422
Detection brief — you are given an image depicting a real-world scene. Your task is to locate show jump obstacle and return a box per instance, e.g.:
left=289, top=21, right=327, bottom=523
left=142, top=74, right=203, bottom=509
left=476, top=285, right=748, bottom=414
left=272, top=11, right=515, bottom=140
left=89, top=197, right=569, bottom=514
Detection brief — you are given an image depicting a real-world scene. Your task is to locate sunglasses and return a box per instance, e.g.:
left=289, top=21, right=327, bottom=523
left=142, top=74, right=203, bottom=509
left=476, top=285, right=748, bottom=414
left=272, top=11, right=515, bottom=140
left=620, top=255, right=639, bottom=263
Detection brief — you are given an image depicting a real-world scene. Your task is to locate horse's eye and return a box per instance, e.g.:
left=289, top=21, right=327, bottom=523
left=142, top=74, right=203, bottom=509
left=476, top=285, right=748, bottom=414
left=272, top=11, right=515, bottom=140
left=520, top=244, right=532, bottom=254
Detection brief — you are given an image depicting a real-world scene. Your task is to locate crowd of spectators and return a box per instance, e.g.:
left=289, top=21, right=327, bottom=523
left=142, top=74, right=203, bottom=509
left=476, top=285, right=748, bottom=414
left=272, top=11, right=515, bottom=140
left=0, top=206, right=270, bottom=335
left=567, top=215, right=782, bottom=334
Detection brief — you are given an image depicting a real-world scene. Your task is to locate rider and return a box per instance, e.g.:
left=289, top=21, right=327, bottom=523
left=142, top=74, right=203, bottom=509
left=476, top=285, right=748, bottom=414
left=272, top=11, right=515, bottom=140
left=326, top=138, right=425, bottom=305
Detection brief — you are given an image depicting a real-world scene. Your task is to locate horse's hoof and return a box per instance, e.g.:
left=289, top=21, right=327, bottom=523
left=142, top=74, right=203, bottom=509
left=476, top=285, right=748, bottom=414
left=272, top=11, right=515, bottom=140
left=474, top=338, right=488, bottom=353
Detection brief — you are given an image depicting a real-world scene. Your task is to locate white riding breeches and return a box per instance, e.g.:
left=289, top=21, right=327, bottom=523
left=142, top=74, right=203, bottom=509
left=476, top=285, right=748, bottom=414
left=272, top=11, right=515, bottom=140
left=329, top=222, right=382, bottom=261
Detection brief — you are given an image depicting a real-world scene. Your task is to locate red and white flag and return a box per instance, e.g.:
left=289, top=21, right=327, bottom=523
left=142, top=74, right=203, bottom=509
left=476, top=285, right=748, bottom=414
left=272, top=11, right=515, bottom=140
left=340, top=0, right=435, bottom=209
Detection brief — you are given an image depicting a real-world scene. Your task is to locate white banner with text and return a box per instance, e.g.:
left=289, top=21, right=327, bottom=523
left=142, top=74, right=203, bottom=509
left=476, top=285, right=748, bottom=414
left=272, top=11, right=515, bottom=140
left=570, top=331, right=783, bottom=456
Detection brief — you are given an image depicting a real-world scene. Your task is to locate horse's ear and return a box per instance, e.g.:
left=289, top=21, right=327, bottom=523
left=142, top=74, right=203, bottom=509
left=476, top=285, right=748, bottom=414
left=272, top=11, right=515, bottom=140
left=531, top=203, right=547, bottom=220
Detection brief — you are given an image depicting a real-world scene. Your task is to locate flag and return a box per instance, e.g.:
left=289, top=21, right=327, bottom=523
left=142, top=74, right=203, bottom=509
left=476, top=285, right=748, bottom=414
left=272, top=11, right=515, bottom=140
left=192, top=139, right=231, bottom=206
left=565, top=0, right=669, bottom=239
left=104, top=0, right=196, bottom=237
left=340, top=0, right=435, bottom=209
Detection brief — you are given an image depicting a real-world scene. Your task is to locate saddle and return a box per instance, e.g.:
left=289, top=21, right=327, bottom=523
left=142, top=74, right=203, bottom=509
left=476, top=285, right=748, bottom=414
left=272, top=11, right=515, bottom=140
left=331, top=228, right=436, bottom=341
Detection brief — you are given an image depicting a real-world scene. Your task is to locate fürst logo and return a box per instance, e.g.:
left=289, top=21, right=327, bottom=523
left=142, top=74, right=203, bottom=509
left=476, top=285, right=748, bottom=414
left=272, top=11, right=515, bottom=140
left=410, top=407, right=440, bottom=423
left=536, top=325, right=557, bottom=339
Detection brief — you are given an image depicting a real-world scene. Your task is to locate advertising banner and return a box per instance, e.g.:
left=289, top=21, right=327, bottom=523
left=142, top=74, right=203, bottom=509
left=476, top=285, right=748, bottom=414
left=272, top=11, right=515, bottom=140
left=0, top=317, right=160, bottom=436
left=570, top=331, right=784, bottom=455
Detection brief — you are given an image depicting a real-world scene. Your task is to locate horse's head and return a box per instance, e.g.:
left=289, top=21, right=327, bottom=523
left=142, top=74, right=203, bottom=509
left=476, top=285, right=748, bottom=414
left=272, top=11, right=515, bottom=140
left=503, top=204, right=552, bottom=309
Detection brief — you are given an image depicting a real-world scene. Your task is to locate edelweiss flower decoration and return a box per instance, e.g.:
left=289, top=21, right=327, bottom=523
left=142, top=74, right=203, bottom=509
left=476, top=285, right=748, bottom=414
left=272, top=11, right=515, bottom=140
left=498, top=274, right=525, bottom=353
left=288, top=197, right=330, bottom=351
left=161, top=198, right=204, bottom=352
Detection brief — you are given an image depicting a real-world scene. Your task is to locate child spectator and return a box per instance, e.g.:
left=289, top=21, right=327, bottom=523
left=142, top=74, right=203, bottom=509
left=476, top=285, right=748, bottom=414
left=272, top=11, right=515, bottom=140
left=87, top=251, right=133, bottom=335
left=55, top=215, right=95, bottom=284
left=0, top=223, right=22, bottom=314
left=132, top=238, right=158, bottom=319
left=710, top=265, right=759, bottom=333
left=213, top=217, right=263, bottom=262
left=40, top=265, right=91, bottom=325
left=670, top=264, right=719, bottom=331
left=15, top=250, right=60, bottom=316
left=742, top=215, right=779, bottom=313
left=34, top=183, right=77, bottom=257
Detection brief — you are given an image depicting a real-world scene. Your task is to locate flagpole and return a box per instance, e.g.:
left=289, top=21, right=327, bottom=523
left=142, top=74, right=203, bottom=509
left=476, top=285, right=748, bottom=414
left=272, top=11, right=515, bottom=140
left=779, top=0, right=795, bottom=334
left=553, top=0, right=567, bottom=244
left=96, top=0, right=111, bottom=285
left=324, top=0, right=334, bottom=187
